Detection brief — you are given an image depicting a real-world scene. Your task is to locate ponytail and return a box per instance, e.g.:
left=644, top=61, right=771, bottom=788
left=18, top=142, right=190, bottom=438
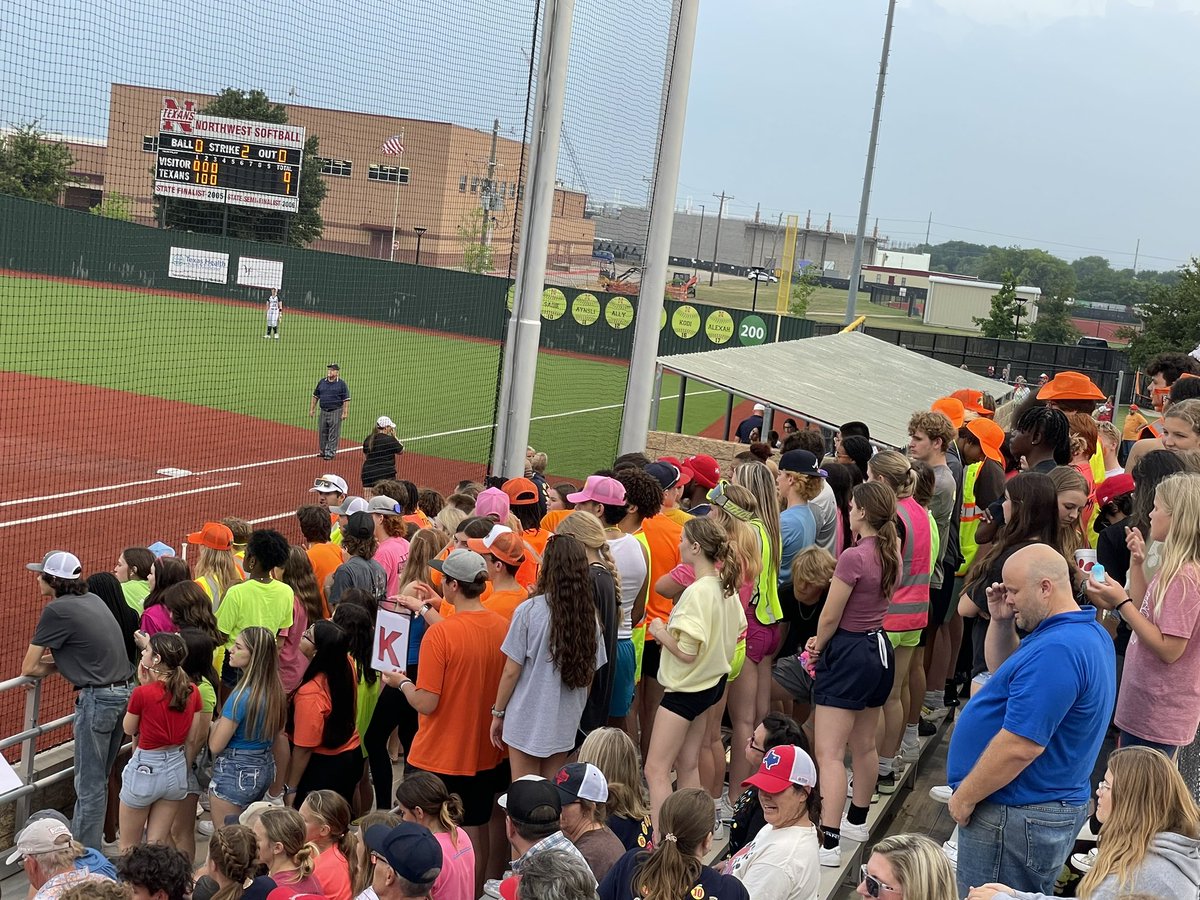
left=850, top=481, right=900, bottom=598
left=148, top=632, right=193, bottom=711
left=209, top=825, right=259, bottom=900
left=293, top=842, right=318, bottom=879
left=394, top=772, right=465, bottom=848
left=299, top=790, right=358, bottom=877
left=683, top=517, right=742, bottom=596
left=635, top=789, right=709, bottom=899
left=875, top=517, right=901, bottom=599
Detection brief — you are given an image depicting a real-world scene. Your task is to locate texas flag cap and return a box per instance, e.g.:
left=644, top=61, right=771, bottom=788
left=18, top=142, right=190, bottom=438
left=742, top=744, right=818, bottom=793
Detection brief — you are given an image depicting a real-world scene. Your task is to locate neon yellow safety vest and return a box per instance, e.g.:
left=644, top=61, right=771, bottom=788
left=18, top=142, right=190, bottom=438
left=748, top=519, right=783, bottom=626
left=956, top=462, right=983, bottom=578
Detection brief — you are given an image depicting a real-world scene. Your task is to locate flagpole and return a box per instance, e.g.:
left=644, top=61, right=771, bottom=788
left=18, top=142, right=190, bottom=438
left=388, top=129, right=404, bottom=262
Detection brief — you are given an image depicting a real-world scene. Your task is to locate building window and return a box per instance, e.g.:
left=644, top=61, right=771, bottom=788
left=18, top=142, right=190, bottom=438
left=142, top=135, right=157, bottom=152
left=499, top=181, right=507, bottom=196
left=509, top=182, right=517, bottom=198
left=470, top=177, right=479, bottom=193
left=459, top=175, right=467, bottom=192
left=368, top=165, right=410, bottom=184
left=320, top=158, right=353, bottom=177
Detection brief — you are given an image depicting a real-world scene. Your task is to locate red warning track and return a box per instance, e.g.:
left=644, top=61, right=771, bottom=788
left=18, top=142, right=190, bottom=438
left=0, top=372, right=485, bottom=750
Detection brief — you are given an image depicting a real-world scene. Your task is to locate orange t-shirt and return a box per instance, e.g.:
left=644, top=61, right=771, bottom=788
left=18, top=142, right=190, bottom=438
left=408, top=610, right=509, bottom=776
left=482, top=586, right=528, bottom=621
left=291, top=669, right=360, bottom=756
left=515, top=528, right=549, bottom=591
left=306, top=543, right=345, bottom=615
left=640, top=514, right=683, bottom=638
left=540, top=509, right=571, bottom=532
left=430, top=544, right=493, bottom=607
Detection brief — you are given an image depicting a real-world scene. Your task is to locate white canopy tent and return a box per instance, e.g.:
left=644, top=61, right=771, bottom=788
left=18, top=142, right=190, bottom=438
left=653, top=330, right=1012, bottom=449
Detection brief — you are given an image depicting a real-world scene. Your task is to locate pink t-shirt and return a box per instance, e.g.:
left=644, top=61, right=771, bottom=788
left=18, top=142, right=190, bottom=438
left=431, top=829, right=475, bottom=900
left=668, top=563, right=753, bottom=609
left=277, top=597, right=310, bottom=694
left=374, top=536, right=411, bottom=597
left=1115, top=566, right=1200, bottom=746
left=832, top=536, right=888, bottom=632
left=140, top=603, right=174, bottom=636
left=312, top=844, right=352, bottom=900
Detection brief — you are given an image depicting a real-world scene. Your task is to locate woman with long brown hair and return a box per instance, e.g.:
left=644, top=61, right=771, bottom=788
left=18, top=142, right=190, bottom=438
left=490, top=532, right=602, bottom=779
left=806, top=481, right=900, bottom=867
left=968, top=747, right=1200, bottom=900
left=203, top=824, right=261, bottom=900
left=599, top=788, right=748, bottom=900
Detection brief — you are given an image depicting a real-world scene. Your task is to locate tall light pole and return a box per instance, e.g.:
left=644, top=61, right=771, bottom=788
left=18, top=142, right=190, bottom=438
left=693, top=204, right=705, bottom=275
left=844, top=0, right=897, bottom=324
left=413, top=226, right=427, bottom=265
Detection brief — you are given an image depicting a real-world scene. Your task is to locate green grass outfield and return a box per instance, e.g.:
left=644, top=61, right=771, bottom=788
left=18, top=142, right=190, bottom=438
left=0, top=275, right=742, bottom=479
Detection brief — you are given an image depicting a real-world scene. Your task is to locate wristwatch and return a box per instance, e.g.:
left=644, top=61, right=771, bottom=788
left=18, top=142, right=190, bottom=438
left=418, top=603, right=432, bottom=616
left=491, top=706, right=506, bottom=719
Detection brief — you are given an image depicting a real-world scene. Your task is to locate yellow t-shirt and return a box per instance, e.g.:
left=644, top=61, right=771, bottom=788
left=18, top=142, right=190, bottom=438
left=658, top=574, right=747, bottom=694
left=662, top=506, right=693, bottom=527
left=215, top=579, right=295, bottom=648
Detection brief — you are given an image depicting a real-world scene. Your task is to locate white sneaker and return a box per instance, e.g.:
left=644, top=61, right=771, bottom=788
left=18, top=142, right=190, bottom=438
left=929, top=784, right=952, bottom=803
left=101, top=837, right=120, bottom=857
left=818, top=845, right=842, bottom=867
left=942, top=839, right=958, bottom=865
left=197, top=820, right=214, bottom=836
left=899, top=736, right=921, bottom=762
left=483, top=879, right=503, bottom=898
left=1071, top=847, right=1098, bottom=872
left=263, top=334, right=270, bottom=339
left=264, top=790, right=285, bottom=807
left=199, top=791, right=211, bottom=812
left=839, top=817, right=870, bottom=843
left=274, top=333, right=279, bottom=340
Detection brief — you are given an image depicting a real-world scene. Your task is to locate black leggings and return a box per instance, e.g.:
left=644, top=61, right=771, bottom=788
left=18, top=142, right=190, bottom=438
left=295, top=746, right=363, bottom=810
left=364, top=672, right=419, bottom=809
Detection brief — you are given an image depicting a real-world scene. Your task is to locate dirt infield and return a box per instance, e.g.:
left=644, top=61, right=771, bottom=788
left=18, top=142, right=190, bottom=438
left=0, top=372, right=486, bottom=752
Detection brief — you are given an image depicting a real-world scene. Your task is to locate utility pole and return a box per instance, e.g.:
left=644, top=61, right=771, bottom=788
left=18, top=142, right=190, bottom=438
left=925, top=211, right=932, bottom=246
left=844, top=0, right=898, bottom=325
left=1133, top=238, right=1141, bottom=276
left=694, top=204, right=705, bottom=275
left=481, top=118, right=500, bottom=247
left=709, top=190, right=732, bottom=286
left=767, top=212, right=783, bottom=271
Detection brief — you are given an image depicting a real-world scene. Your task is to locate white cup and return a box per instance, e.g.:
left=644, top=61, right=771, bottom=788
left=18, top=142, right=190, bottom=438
left=1075, top=549, right=1097, bottom=572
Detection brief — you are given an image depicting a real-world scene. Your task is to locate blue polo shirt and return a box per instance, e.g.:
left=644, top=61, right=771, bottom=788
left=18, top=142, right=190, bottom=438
left=313, top=377, right=350, bottom=410
left=947, top=607, right=1115, bottom=807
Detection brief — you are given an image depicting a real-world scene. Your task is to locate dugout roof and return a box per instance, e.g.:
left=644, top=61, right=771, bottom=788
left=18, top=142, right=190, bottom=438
left=656, top=330, right=1012, bottom=450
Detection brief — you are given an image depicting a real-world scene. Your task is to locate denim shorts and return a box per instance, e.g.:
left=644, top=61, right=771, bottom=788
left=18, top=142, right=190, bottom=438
left=119, top=747, right=189, bottom=808
left=210, top=746, right=274, bottom=809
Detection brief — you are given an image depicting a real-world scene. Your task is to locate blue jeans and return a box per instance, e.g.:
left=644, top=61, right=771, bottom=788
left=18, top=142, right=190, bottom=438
left=73, top=683, right=132, bottom=848
left=1118, top=730, right=1179, bottom=757
left=957, top=798, right=1088, bottom=897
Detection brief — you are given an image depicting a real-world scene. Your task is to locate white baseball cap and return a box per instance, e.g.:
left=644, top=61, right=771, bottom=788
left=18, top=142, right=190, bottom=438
left=377, top=415, right=396, bottom=428
left=310, top=474, right=349, bottom=495
left=6, top=818, right=73, bottom=864
left=26, top=551, right=82, bottom=580
left=752, top=403, right=766, bottom=413
left=331, top=496, right=369, bottom=516
left=554, top=762, right=609, bottom=804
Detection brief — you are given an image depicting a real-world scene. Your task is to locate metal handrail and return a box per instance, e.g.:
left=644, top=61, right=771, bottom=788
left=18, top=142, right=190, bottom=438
left=0, top=673, right=76, bottom=852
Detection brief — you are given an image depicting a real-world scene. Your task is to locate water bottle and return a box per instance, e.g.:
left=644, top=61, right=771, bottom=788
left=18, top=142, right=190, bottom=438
left=1091, top=562, right=1106, bottom=584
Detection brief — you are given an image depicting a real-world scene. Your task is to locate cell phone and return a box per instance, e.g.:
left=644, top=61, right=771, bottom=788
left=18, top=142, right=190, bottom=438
left=136, top=764, right=154, bottom=775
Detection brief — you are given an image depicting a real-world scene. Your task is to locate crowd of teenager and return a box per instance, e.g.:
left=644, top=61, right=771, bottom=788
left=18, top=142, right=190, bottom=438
left=13, top=352, right=1200, bottom=900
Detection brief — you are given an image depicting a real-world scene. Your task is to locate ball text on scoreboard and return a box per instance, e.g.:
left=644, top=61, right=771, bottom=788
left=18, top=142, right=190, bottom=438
left=152, top=98, right=306, bottom=214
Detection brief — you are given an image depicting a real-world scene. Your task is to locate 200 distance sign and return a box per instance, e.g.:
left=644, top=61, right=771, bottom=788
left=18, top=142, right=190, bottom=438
left=153, top=100, right=306, bottom=213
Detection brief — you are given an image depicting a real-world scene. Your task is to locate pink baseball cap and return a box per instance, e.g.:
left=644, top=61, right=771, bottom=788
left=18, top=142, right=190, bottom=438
left=566, top=475, right=626, bottom=507
left=474, top=487, right=511, bottom=521
left=742, top=745, right=818, bottom=793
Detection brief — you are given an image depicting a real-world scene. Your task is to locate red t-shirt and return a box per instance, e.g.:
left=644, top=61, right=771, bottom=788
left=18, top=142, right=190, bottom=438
left=128, top=680, right=201, bottom=750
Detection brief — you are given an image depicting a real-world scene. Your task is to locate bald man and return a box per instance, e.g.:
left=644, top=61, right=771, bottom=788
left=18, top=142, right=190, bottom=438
left=946, top=544, right=1115, bottom=898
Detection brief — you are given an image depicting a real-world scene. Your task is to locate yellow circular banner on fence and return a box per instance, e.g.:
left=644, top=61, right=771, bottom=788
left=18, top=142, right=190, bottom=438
left=672, top=305, right=701, bottom=339
left=506, top=285, right=515, bottom=312
left=573, top=293, right=601, bottom=325
left=542, top=288, right=567, bottom=320
left=705, top=310, right=735, bottom=344
left=605, top=296, right=635, bottom=330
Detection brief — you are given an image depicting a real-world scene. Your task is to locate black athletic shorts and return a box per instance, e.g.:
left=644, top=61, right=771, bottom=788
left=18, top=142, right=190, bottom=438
left=641, top=640, right=663, bottom=681
left=660, top=675, right=728, bottom=722
left=412, top=759, right=511, bottom=827
left=813, top=629, right=894, bottom=711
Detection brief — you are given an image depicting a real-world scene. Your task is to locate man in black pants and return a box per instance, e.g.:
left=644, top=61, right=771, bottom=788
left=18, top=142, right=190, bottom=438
left=309, top=362, right=351, bottom=460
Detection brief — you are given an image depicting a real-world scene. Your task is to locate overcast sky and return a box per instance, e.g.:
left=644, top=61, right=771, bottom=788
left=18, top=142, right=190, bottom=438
left=681, top=0, right=1200, bottom=270
left=4, top=0, right=1197, bottom=271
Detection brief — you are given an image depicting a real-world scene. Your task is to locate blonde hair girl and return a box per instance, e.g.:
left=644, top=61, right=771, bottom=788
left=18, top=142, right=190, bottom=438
left=1089, top=472, right=1200, bottom=754
left=299, top=789, right=362, bottom=899
left=866, top=833, right=956, bottom=900
left=254, top=807, right=320, bottom=893
left=867, top=450, right=917, bottom=500
left=578, top=727, right=651, bottom=832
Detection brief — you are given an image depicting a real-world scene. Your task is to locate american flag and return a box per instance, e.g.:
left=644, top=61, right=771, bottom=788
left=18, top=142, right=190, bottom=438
left=380, top=135, right=405, bottom=155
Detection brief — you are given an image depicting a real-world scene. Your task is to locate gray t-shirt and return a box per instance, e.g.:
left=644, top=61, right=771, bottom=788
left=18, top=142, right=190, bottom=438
left=930, top=463, right=957, bottom=589
left=809, top=481, right=838, bottom=554
left=329, top=556, right=387, bottom=606
left=501, top=594, right=606, bottom=757
left=32, top=593, right=133, bottom=687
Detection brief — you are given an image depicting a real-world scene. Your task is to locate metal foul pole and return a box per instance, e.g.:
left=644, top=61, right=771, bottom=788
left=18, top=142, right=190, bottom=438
left=844, top=0, right=897, bottom=324
left=491, top=0, right=575, bottom=477
left=619, top=0, right=700, bottom=454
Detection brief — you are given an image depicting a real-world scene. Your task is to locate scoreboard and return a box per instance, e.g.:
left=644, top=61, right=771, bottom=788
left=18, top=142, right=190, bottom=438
left=153, top=100, right=306, bottom=213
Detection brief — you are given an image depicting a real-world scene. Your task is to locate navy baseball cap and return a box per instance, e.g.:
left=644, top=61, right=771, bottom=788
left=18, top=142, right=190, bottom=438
left=365, top=822, right=442, bottom=884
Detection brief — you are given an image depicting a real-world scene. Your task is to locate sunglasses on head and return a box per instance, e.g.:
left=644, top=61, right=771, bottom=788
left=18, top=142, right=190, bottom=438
left=313, top=478, right=339, bottom=490
left=859, top=864, right=897, bottom=897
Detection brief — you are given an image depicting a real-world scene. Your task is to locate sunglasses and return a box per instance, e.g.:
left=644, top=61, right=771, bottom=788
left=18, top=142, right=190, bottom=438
left=313, top=479, right=340, bottom=490
left=859, top=865, right=898, bottom=897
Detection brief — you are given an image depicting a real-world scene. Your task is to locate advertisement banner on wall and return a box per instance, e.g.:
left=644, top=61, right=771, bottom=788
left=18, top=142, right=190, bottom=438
left=237, top=256, right=284, bottom=290
left=168, top=247, right=229, bottom=284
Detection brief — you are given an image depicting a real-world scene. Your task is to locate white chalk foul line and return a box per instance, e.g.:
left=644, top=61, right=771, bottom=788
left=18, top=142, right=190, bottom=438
left=0, top=482, right=241, bottom=528
left=0, top=388, right=721, bottom=508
